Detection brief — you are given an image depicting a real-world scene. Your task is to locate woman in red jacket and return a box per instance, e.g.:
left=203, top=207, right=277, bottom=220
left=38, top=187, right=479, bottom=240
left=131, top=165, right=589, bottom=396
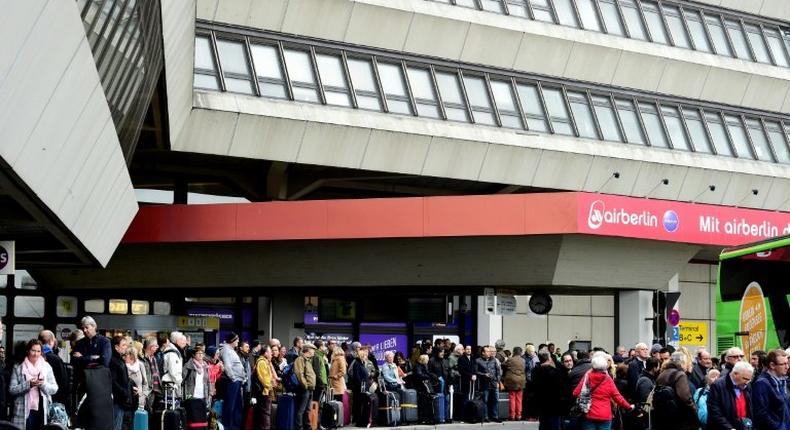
left=573, top=354, right=635, bottom=430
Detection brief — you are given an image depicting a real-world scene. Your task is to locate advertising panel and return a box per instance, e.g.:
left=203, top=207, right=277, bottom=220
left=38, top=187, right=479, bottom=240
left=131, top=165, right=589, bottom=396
left=359, top=333, right=408, bottom=366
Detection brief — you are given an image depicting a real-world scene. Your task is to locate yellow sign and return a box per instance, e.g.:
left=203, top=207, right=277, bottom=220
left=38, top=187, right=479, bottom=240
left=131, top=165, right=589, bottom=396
left=739, top=282, right=767, bottom=357
left=679, top=321, right=708, bottom=346
left=177, top=316, right=220, bottom=330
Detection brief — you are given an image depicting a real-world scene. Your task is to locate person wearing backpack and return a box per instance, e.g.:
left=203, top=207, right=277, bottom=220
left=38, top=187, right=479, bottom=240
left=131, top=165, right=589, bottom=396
left=652, top=352, right=698, bottom=430
left=751, top=349, right=789, bottom=430
left=573, top=354, right=634, bottom=430
left=693, top=368, right=721, bottom=429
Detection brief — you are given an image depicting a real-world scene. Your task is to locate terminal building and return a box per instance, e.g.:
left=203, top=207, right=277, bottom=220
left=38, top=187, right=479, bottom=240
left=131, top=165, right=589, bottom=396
left=2, top=0, right=790, bottom=355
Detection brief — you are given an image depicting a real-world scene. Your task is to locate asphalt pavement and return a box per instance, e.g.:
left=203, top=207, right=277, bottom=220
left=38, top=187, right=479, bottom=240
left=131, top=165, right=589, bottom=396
left=347, top=422, right=542, bottom=430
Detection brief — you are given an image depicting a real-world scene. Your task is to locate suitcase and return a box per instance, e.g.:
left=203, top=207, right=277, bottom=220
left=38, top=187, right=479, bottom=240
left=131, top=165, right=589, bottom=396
left=133, top=408, right=149, bottom=430
left=377, top=390, right=401, bottom=427
left=271, top=402, right=278, bottom=430
left=322, top=399, right=342, bottom=429
left=497, top=390, right=509, bottom=420
left=463, top=383, right=485, bottom=423
left=161, top=385, right=185, bottom=430
left=245, top=406, right=255, bottom=430
left=400, top=389, right=418, bottom=424
left=355, top=390, right=378, bottom=428
left=77, top=365, right=114, bottom=430
left=183, top=398, right=208, bottom=430
left=419, top=392, right=445, bottom=424
left=341, top=391, right=351, bottom=426
left=309, top=400, right=320, bottom=430
left=277, top=393, right=297, bottom=430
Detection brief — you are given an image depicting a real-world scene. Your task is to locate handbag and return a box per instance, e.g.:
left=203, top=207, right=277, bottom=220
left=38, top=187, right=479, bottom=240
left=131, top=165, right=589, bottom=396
left=570, top=372, right=604, bottom=417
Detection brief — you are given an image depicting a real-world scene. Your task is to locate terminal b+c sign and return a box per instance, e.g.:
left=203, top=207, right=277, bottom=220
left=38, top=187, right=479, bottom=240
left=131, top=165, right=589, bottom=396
left=679, top=321, right=708, bottom=346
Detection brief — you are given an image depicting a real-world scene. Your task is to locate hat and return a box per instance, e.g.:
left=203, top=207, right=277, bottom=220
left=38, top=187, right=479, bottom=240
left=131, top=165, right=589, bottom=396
left=206, top=346, right=218, bottom=357
left=303, top=342, right=317, bottom=350
left=650, top=343, right=663, bottom=355
left=225, top=332, right=239, bottom=344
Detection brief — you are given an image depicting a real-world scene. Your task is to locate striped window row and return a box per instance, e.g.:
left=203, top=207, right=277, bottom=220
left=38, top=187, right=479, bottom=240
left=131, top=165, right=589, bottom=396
left=429, top=0, right=790, bottom=68
left=194, top=31, right=790, bottom=164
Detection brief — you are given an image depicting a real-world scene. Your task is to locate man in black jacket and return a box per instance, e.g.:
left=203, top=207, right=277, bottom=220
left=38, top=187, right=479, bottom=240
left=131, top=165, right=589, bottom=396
left=627, top=343, right=650, bottom=401
left=458, top=345, right=477, bottom=397
left=707, top=361, right=753, bottom=430
left=39, top=330, right=70, bottom=410
left=110, top=335, right=133, bottom=430
left=568, top=351, right=593, bottom=392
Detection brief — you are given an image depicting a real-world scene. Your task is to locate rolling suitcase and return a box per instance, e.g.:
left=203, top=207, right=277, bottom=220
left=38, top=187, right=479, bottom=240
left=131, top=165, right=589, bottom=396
left=161, top=385, right=186, bottom=430
left=497, top=390, right=509, bottom=420
left=341, top=391, right=351, bottom=426
left=309, top=400, right=320, bottom=430
left=355, top=384, right=378, bottom=428
left=463, top=382, right=485, bottom=423
left=323, top=389, right=343, bottom=429
left=377, top=388, right=401, bottom=427
left=418, top=392, right=444, bottom=424
left=400, top=389, right=418, bottom=424
left=435, top=392, right=446, bottom=424
left=271, top=402, right=278, bottom=430
left=133, top=407, right=149, bottom=430
left=183, top=398, right=208, bottom=430
left=277, top=393, right=297, bottom=430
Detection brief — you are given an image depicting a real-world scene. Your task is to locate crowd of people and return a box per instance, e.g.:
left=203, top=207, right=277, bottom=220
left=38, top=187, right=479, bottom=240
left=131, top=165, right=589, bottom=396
left=0, top=315, right=787, bottom=430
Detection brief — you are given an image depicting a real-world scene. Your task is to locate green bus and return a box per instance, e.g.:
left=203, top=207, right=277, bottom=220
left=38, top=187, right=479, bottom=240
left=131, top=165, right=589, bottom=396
left=717, top=234, right=790, bottom=355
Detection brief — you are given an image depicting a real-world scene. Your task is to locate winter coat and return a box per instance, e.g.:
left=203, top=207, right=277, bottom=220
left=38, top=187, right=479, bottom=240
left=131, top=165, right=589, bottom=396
left=635, top=370, right=656, bottom=405
left=457, top=355, right=476, bottom=392
left=568, top=359, right=593, bottom=394
left=572, top=370, right=631, bottom=421
left=531, top=363, right=566, bottom=416
left=183, top=359, right=210, bottom=400
left=329, top=355, right=347, bottom=395
left=9, top=361, right=58, bottom=429
left=653, top=364, right=698, bottom=430
left=707, top=372, right=752, bottom=430
left=502, top=355, right=526, bottom=391
left=161, top=343, right=184, bottom=397
left=412, top=363, right=434, bottom=393
left=627, top=357, right=647, bottom=401
left=475, top=357, right=502, bottom=389
left=110, top=353, right=135, bottom=411
left=294, top=355, right=316, bottom=390
left=428, top=355, right=450, bottom=389
left=751, top=372, right=789, bottom=430
left=690, top=362, right=709, bottom=390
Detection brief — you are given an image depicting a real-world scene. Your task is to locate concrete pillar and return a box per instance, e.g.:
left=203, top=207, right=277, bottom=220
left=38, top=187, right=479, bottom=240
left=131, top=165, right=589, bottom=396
left=618, top=290, right=654, bottom=348
left=272, top=293, right=304, bottom=345
left=477, top=296, right=503, bottom=346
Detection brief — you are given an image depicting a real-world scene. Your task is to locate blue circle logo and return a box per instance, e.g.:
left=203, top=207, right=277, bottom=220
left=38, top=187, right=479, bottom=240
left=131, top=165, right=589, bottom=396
left=663, top=210, right=679, bottom=233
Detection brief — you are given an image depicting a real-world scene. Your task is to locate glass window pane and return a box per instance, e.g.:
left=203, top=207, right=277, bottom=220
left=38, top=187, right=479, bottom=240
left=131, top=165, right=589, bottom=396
left=616, top=99, right=646, bottom=144
left=542, top=87, right=573, bottom=135
left=194, top=73, right=220, bottom=91
left=530, top=0, right=555, bottom=22
left=568, top=91, right=597, bottom=139
left=744, top=24, right=771, bottom=64
left=660, top=106, right=690, bottom=151
left=316, top=53, right=351, bottom=107
left=481, top=0, right=506, bottom=13
left=725, top=20, right=751, bottom=60
left=592, top=95, right=622, bottom=141
left=620, top=0, right=648, bottom=40
left=435, top=71, right=469, bottom=122
left=598, top=0, right=625, bottom=36
left=765, top=28, right=789, bottom=67
left=506, top=0, right=529, bottom=18
left=14, top=296, right=44, bottom=318
left=724, top=114, right=754, bottom=158
left=377, top=62, right=412, bottom=115
left=283, top=49, right=319, bottom=103
left=765, top=121, right=790, bottom=163
left=576, top=0, right=602, bottom=32
left=684, top=10, right=712, bottom=53
left=491, top=80, right=523, bottom=129
left=704, top=112, right=733, bottom=156
left=14, top=325, right=44, bottom=345
left=56, top=296, right=79, bottom=318
left=553, top=0, right=580, bottom=27
left=131, top=300, right=149, bottom=315
left=85, top=299, right=105, bottom=314
left=195, top=36, right=216, bottom=71
left=109, top=299, right=128, bottom=315
left=154, top=301, right=171, bottom=316
left=0, top=296, right=5, bottom=317
left=251, top=44, right=283, bottom=80
left=224, top=78, right=254, bottom=94
left=642, top=2, right=668, bottom=44
left=745, top=118, right=773, bottom=161
left=463, top=75, right=496, bottom=125
left=706, top=15, right=733, bottom=56
left=516, top=83, right=549, bottom=132
left=455, top=0, right=478, bottom=8
left=347, top=58, right=377, bottom=92
left=682, top=108, right=712, bottom=153
left=663, top=5, right=691, bottom=49
left=216, top=39, right=251, bottom=76
left=639, top=102, right=669, bottom=148
left=406, top=67, right=442, bottom=119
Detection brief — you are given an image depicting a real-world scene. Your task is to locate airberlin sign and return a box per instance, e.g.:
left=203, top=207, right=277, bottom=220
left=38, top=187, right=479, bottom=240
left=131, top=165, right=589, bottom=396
left=577, top=193, right=790, bottom=246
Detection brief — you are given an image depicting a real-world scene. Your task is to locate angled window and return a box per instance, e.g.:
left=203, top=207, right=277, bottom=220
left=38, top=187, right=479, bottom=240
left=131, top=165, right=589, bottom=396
left=615, top=99, right=646, bottom=145
left=619, top=0, right=648, bottom=41
left=639, top=102, right=669, bottom=148
left=406, top=66, right=442, bottom=119
left=567, top=91, right=598, bottom=139
left=575, top=0, right=602, bottom=32
left=683, top=9, right=712, bottom=53
left=682, top=108, right=712, bottom=154
left=316, top=53, right=352, bottom=107
left=592, top=95, right=623, bottom=142
left=641, top=1, right=668, bottom=44
left=598, top=0, right=625, bottom=36
left=283, top=48, right=320, bottom=102
left=194, top=35, right=220, bottom=90
left=463, top=74, right=498, bottom=125
left=725, top=19, right=752, bottom=60
left=744, top=23, right=771, bottom=64
left=516, top=82, right=549, bottom=132
left=765, top=121, right=790, bottom=163
left=490, top=79, right=523, bottom=129
left=377, top=61, right=413, bottom=115
left=704, top=111, right=733, bottom=156
left=435, top=70, right=471, bottom=122
left=455, top=0, right=479, bottom=8
left=660, top=105, right=690, bottom=151
left=662, top=4, right=691, bottom=49
left=529, top=0, right=555, bottom=23
left=764, top=28, right=789, bottom=67
left=216, top=38, right=255, bottom=94
left=542, top=87, right=574, bottom=135
left=745, top=118, right=774, bottom=161
left=553, top=0, right=580, bottom=27
left=250, top=43, right=288, bottom=98
left=480, top=0, right=506, bottom=13
left=346, top=57, right=383, bottom=111
left=724, top=114, right=754, bottom=158
left=705, top=15, right=733, bottom=57
left=505, top=0, right=529, bottom=18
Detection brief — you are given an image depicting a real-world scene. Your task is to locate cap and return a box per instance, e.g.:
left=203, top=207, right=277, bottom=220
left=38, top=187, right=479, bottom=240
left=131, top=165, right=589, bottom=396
left=650, top=343, right=663, bottom=354
left=225, top=332, right=239, bottom=344
left=206, top=346, right=218, bottom=357
left=303, top=342, right=317, bottom=350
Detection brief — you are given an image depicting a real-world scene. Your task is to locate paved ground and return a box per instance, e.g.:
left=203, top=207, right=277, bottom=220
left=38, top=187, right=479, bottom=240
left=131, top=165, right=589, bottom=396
left=345, top=422, right=542, bottom=430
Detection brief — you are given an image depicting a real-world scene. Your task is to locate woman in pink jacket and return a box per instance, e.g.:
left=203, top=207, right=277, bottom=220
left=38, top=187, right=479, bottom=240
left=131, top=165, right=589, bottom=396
left=573, top=354, right=635, bottom=430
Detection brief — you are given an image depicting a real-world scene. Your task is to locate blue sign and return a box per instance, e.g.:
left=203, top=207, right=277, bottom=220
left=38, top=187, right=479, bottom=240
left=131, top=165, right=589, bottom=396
left=662, top=210, right=679, bottom=233
left=671, top=326, right=680, bottom=342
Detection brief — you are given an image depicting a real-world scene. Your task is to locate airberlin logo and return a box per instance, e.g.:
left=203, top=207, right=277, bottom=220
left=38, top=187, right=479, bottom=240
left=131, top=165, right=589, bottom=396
left=587, top=200, right=672, bottom=231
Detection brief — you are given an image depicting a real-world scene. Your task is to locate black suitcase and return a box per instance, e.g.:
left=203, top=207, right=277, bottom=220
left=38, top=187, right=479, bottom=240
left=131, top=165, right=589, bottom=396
left=418, top=392, right=443, bottom=424
left=464, top=383, right=485, bottom=424
left=377, top=390, right=401, bottom=427
left=77, top=365, right=114, bottom=430
left=497, top=390, right=509, bottom=420
left=355, top=389, right=378, bottom=428
left=160, top=384, right=185, bottom=430
left=400, top=388, right=418, bottom=424
left=182, top=398, right=208, bottom=429
left=321, top=400, right=340, bottom=429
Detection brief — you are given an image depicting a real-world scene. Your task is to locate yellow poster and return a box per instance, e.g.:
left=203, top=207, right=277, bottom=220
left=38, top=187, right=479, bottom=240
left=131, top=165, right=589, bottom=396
left=739, top=282, right=767, bottom=357
left=679, top=321, right=708, bottom=346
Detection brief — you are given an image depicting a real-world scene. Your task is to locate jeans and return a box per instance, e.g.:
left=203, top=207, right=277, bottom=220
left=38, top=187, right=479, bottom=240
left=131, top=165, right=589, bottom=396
left=296, top=388, right=313, bottom=430
left=582, top=418, right=612, bottom=430
left=482, top=387, right=499, bottom=420
left=222, top=380, right=243, bottom=430
left=113, top=404, right=125, bottom=430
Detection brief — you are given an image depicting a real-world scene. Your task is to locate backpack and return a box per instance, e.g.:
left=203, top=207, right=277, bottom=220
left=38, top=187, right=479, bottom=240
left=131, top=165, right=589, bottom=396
left=651, top=371, right=682, bottom=417
left=693, top=387, right=709, bottom=424
left=281, top=362, right=300, bottom=393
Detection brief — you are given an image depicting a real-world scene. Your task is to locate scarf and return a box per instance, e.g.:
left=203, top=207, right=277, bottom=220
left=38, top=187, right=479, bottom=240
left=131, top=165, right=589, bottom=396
left=22, top=357, right=45, bottom=413
left=126, top=359, right=142, bottom=375
left=192, top=358, right=205, bottom=375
